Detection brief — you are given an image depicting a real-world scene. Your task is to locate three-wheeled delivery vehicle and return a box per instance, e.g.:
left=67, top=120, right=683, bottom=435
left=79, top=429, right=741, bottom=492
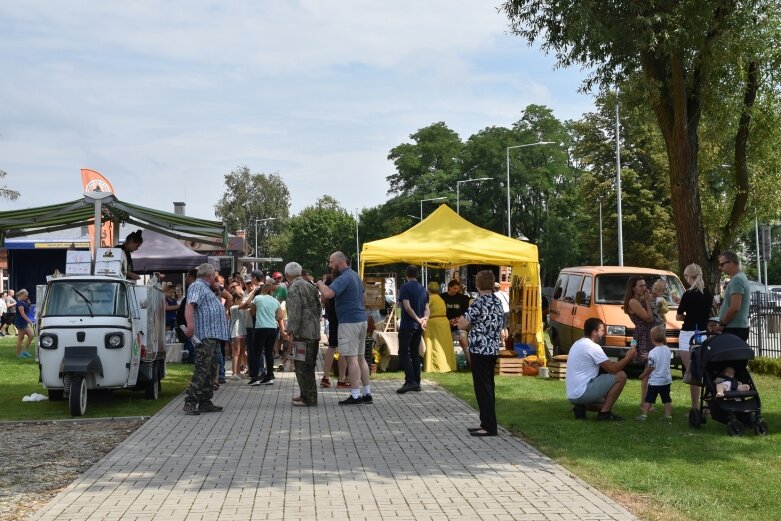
left=36, top=248, right=167, bottom=416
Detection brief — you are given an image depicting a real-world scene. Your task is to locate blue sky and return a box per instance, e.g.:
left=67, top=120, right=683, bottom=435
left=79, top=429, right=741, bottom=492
left=0, top=1, right=594, bottom=222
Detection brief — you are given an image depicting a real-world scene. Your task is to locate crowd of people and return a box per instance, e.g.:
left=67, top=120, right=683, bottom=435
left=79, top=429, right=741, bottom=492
left=178, top=254, right=505, bottom=438
left=566, top=250, right=754, bottom=422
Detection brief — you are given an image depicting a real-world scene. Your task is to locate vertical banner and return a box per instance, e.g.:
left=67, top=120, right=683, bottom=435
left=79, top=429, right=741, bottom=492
left=80, top=169, right=115, bottom=248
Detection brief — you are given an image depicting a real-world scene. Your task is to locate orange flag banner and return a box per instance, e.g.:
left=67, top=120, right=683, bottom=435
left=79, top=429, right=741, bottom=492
left=81, top=169, right=115, bottom=248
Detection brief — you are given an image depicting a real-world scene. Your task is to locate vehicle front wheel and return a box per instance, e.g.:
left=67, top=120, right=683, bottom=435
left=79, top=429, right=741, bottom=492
left=68, top=376, right=87, bottom=416
left=145, top=373, right=160, bottom=400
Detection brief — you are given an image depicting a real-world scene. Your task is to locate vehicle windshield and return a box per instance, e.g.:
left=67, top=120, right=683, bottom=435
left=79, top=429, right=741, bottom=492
left=42, top=281, right=128, bottom=317
left=595, top=274, right=685, bottom=307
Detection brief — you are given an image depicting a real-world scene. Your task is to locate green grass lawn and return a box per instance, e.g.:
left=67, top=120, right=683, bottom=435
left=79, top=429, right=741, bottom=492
left=0, top=336, right=193, bottom=420
left=411, top=369, right=781, bottom=521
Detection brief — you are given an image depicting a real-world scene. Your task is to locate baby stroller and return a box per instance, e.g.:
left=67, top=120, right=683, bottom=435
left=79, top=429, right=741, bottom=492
left=688, top=333, right=768, bottom=436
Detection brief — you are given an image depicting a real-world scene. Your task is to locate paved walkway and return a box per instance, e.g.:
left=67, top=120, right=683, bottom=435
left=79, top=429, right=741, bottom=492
left=33, top=363, right=638, bottom=521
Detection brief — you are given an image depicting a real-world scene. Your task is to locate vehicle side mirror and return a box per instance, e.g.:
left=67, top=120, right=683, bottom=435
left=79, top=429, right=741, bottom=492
left=575, top=291, right=588, bottom=305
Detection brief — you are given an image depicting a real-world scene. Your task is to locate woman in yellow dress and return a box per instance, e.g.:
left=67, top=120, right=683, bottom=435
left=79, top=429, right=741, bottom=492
left=424, top=282, right=457, bottom=372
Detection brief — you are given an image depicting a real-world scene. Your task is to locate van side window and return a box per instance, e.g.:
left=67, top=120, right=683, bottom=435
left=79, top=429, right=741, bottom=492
left=563, top=274, right=582, bottom=304
left=553, top=273, right=569, bottom=301
left=577, top=276, right=592, bottom=306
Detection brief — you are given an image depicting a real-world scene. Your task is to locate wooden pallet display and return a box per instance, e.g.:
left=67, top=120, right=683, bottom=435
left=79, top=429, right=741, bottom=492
left=495, top=353, right=524, bottom=375
left=547, top=355, right=567, bottom=380
left=508, top=275, right=543, bottom=362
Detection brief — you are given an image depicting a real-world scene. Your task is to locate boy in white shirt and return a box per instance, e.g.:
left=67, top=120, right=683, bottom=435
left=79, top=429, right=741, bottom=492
left=637, top=325, right=673, bottom=421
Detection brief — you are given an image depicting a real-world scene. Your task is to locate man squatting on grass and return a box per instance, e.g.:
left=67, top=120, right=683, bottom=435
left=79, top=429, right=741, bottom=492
left=182, top=263, right=230, bottom=416
left=566, top=317, right=637, bottom=421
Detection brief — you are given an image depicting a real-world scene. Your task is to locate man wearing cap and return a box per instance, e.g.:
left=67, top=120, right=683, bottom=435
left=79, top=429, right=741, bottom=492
left=273, top=271, right=287, bottom=302
left=440, top=279, right=472, bottom=366
left=396, top=265, right=430, bottom=394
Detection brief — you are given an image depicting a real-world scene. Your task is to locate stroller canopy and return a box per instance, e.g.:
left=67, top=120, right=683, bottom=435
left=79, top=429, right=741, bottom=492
left=699, top=334, right=755, bottom=365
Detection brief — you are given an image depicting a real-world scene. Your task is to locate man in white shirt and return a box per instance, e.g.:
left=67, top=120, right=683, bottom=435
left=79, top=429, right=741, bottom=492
left=566, top=318, right=636, bottom=421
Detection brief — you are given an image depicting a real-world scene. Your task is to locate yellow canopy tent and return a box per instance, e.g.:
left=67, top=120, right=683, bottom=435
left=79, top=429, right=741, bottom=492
left=359, top=204, right=543, bottom=358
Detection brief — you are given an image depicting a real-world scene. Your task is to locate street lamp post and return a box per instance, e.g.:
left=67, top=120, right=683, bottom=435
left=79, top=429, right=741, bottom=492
left=456, top=177, right=493, bottom=214
left=254, top=217, right=278, bottom=268
left=506, top=141, right=555, bottom=237
left=419, top=196, right=448, bottom=221
left=419, top=196, right=447, bottom=285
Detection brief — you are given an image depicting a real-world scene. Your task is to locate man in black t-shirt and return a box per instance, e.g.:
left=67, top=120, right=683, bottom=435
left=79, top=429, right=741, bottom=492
left=440, top=279, right=472, bottom=365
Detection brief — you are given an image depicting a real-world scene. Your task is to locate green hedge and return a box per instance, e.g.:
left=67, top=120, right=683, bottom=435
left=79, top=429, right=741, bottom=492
left=749, top=357, right=781, bottom=377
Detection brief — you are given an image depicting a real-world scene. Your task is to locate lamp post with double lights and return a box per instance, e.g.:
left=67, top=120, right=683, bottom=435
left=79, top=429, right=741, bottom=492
left=456, top=177, right=493, bottom=214
left=506, top=141, right=555, bottom=237
left=254, top=217, right=278, bottom=268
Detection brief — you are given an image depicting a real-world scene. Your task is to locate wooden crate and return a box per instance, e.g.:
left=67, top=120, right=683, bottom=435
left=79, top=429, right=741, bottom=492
left=495, top=357, right=524, bottom=375
left=547, top=359, right=567, bottom=380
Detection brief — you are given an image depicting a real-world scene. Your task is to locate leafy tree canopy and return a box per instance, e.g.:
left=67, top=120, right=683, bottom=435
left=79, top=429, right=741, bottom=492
left=213, top=166, right=290, bottom=257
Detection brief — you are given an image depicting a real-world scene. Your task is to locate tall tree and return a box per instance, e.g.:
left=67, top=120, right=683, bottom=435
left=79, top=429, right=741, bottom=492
left=280, top=196, right=356, bottom=276
left=214, top=166, right=290, bottom=257
left=386, top=122, right=463, bottom=204
left=502, top=0, right=781, bottom=287
left=570, top=92, right=678, bottom=271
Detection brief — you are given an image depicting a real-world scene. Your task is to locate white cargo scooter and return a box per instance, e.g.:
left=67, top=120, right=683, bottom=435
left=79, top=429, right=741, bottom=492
left=36, top=192, right=168, bottom=416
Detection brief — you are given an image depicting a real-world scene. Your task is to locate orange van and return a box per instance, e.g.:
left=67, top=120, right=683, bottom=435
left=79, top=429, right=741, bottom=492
left=548, top=266, right=684, bottom=359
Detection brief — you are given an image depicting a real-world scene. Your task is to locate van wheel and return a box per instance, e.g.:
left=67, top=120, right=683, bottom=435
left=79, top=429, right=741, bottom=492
left=68, top=376, right=87, bottom=416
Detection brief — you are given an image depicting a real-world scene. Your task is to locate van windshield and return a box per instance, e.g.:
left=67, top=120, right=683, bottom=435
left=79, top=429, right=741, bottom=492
left=595, top=274, right=684, bottom=307
left=42, top=281, right=128, bottom=317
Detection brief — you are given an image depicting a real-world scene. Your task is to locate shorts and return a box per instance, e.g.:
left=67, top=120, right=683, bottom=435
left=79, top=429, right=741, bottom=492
left=569, top=373, right=616, bottom=405
left=337, top=321, right=368, bottom=356
left=645, top=383, right=672, bottom=404
left=678, top=330, right=695, bottom=351
left=6, top=313, right=16, bottom=326
left=328, top=320, right=338, bottom=347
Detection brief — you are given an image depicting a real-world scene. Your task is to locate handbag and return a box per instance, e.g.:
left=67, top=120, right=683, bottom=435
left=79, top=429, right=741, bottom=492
left=292, top=341, right=307, bottom=362
left=682, top=364, right=697, bottom=385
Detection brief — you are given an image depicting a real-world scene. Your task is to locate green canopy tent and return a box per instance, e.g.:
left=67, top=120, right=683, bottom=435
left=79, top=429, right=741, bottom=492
left=0, top=193, right=227, bottom=247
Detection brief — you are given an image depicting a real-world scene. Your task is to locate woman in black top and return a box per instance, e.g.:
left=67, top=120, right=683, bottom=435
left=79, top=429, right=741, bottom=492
left=118, top=230, right=143, bottom=280
left=676, top=263, right=713, bottom=409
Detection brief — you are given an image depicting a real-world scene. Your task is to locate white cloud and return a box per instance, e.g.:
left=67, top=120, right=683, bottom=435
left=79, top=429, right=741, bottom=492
left=0, top=1, right=594, bottom=223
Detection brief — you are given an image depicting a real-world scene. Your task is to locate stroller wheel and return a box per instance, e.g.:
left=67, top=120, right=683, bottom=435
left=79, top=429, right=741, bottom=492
left=753, top=419, right=769, bottom=436
left=688, top=408, right=702, bottom=429
left=727, top=421, right=744, bottom=437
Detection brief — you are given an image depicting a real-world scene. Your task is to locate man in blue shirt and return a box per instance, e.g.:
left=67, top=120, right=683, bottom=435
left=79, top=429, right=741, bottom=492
left=396, top=265, right=430, bottom=394
left=317, top=252, right=372, bottom=405
left=183, top=263, right=230, bottom=415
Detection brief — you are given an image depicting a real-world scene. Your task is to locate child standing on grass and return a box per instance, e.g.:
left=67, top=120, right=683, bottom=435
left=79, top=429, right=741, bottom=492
left=637, top=325, right=673, bottom=422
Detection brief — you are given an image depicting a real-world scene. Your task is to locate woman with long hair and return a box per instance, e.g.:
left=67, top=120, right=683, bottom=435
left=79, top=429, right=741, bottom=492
left=676, top=263, right=713, bottom=410
left=624, top=276, right=654, bottom=408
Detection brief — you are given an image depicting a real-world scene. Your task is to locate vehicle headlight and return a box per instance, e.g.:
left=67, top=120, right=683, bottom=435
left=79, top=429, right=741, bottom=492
left=40, top=334, right=57, bottom=349
left=606, top=325, right=626, bottom=336
left=105, top=333, right=124, bottom=349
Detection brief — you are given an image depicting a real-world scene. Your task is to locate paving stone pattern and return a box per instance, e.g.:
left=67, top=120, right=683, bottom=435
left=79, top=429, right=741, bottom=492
left=32, top=362, right=638, bottom=521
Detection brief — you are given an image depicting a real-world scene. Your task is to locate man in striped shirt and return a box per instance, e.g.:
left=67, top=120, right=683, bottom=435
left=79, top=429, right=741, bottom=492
left=183, top=263, right=230, bottom=416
